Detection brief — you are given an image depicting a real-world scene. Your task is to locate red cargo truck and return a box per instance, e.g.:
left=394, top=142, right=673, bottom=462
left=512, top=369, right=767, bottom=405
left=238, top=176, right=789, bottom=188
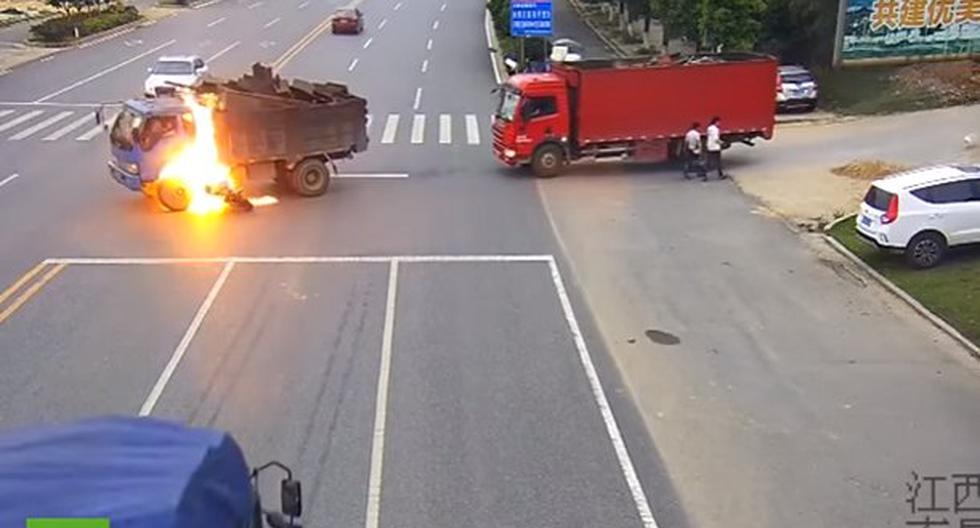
left=491, top=53, right=778, bottom=177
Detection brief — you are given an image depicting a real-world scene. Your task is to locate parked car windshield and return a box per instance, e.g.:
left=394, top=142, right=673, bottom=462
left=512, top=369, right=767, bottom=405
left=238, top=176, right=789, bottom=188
left=152, top=61, right=194, bottom=75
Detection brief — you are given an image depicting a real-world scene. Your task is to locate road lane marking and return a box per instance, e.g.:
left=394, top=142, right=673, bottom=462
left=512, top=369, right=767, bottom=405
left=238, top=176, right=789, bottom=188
left=546, top=257, right=659, bottom=528
left=410, top=114, right=424, bottom=144
left=0, top=261, right=44, bottom=309
left=76, top=112, right=116, bottom=141
left=465, top=114, right=480, bottom=145
left=334, top=173, right=409, bottom=179
left=412, top=88, right=422, bottom=111
left=298, top=0, right=309, bottom=7
left=0, top=173, right=21, bottom=189
left=432, top=20, right=439, bottom=30
left=35, top=40, right=176, bottom=103
left=439, top=114, right=451, bottom=144
left=43, top=113, right=94, bottom=140
left=426, top=38, right=432, bottom=50
left=484, top=10, right=502, bottom=84
left=248, top=1, right=264, bottom=8
left=194, top=0, right=225, bottom=8
left=363, top=37, right=374, bottom=49
left=264, top=17, right=281, bottom=28
left=378, top=18, right=387, bottom=28
left=77, top=26, right=137, bottom=49
left=139, top=261, right=235, bottom=416
left=47, top=255, right=554, bottom=265
left=0, top=101, right=105, bottom=107
left=272, top=12, right=340, bottom=71
left=420, top=59, right=428, bottom=73
left=206, top=16, right=226, bottom=27
left=0, top=263, right=66, bottom=326
left=441, top=2, right=446, bottom=10
left=0, top=110, right=43, bottom=132
left=206, top=41, right=240, bottom=62
left=393, top=1, right=402, bottom=9
left=381, top=114, right=398, bottom=144
left=8, top=111, right=72, bottom=140
left=348, top=58, right=359, bottom=71
left=364, top=260, right=399, bottom=528
left=0, top=110, right=13, bottom=119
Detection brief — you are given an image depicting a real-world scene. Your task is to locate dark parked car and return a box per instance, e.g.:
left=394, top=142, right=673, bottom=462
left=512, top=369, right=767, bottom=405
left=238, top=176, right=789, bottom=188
left=776, top=65, right=818, bottom=112
left=332, top=8, right=364, bottom=34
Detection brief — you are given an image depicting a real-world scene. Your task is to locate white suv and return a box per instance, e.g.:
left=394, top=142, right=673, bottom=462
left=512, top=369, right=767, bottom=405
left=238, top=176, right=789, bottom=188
left=144, top=55, right=207, bottom=97
left=856, top=165, right=980, bottom=268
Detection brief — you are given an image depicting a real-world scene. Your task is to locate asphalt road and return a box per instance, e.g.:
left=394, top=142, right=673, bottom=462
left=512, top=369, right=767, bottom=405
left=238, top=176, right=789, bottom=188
left=0, top=0, right=663, bottom=527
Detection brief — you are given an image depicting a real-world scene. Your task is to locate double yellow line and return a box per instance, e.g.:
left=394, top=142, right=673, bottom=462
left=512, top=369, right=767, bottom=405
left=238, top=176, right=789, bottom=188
left=0, top=262, right=66, bottom=325
left=272, top=15, right=337, bottom=72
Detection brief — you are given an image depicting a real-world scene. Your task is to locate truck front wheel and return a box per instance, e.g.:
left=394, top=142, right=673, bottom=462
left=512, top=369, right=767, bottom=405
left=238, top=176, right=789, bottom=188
left=158, top=179, right=190, bottom=212
left=532, top=144, right=565, bottom=178
left=290, top=158, right=331, bottom=197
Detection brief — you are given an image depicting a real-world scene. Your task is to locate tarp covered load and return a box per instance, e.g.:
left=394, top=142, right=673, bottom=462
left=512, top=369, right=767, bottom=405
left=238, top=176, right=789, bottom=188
left=0, top=416, right=252, bottom=528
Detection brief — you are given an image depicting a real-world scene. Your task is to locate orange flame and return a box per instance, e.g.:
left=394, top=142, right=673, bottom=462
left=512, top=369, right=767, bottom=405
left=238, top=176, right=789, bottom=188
left=159, top=93, right=234, bottom=215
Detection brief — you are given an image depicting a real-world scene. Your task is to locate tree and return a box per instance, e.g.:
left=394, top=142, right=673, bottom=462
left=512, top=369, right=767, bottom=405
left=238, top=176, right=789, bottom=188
left=700, top=0, right=767, bottom=50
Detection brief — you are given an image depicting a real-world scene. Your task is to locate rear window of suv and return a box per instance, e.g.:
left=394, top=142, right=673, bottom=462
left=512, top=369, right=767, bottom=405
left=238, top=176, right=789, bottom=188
left=864, top=185, right=894, bottom=210
left=780, top=73, right=814, bottom=84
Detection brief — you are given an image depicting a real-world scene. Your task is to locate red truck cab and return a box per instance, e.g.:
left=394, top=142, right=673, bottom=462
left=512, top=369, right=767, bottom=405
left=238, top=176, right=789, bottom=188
left=492, top=54, right=778, bottom=177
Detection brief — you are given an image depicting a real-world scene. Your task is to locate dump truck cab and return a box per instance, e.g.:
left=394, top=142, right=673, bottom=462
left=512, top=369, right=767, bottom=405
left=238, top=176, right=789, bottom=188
left=492, top=72, right=570, bottom=167
left=108, top=98, right=194, bottom=193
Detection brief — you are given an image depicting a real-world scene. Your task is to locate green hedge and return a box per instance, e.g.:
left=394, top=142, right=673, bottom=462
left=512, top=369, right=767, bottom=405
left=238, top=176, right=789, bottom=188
left=30, top=5, right=140, bottom=43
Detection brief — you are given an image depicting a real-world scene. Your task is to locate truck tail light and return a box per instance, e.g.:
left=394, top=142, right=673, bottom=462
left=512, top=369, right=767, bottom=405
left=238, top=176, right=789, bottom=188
left=881, top=195, right=899, bottom=224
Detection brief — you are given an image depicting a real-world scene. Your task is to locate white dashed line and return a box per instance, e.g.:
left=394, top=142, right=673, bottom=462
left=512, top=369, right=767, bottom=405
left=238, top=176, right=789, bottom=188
left=421, top=59, right=428, bottom=73
left=206, top=41, right=240, bottom=62
left=411, top=114, right=425, bottom=144
left=381, top=114, right=399, bottom=144
left=363, top=37, right=374, bottom=49
left=207, top=16, right=226, bottom=27
left=432, top=20, right=439, bottom=30
left=298, top=0, right=309, bottom=8
left=0, top=173, right=20, bottom=189
left=440, top=2, right=446, bottom=10
left=439, top=114, right=451, bottom=144
left=412, top=87, right=422, bottom=110
left=348, top=58, right=359, bottom=71
left=393, top=1, right=402, bottom=9
left=247, top=1, right=264, bottom=8
left=465, top=114, right=480, bottom=145
left=264, top=17, right=281, bottom=28
left=426, top=38, right=432, bottom=50
left=378, top=18, right=387, bottom=28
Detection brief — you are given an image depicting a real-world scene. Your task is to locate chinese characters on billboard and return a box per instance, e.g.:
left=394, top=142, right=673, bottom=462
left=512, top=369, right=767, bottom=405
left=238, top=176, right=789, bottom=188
left=838, top=0, right=980, bottom=63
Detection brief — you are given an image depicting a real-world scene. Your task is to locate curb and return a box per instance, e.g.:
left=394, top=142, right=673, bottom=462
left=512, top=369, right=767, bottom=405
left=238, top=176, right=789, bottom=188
left=822, top=216, right=980, bottom=359
left=484, top=8, right=506, bottom=84
left=564, top=0, right=628, bottom=58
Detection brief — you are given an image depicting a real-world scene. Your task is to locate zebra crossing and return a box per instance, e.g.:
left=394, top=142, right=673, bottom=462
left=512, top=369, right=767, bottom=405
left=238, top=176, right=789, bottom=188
left=0, top=107, right=495, bottom=147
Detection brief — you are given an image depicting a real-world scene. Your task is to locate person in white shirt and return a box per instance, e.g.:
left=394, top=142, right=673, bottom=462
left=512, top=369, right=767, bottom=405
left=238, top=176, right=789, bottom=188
left=683, top=122, right=704, bottom=180
left=706, top=116, right=726, bottom=179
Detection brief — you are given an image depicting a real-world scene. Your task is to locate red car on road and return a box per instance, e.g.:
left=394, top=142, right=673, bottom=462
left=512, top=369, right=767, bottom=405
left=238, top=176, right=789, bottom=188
left=332, top=8, right=364, bottom=34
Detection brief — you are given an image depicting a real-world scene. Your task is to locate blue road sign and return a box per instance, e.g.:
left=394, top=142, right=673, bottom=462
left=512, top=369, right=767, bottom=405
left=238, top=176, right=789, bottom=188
left=510, top=0, right=552, bottom=37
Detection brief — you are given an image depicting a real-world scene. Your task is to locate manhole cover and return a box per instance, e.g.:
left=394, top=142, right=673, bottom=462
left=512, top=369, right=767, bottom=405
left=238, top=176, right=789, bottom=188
left=645, top=329, right=680, bottom=346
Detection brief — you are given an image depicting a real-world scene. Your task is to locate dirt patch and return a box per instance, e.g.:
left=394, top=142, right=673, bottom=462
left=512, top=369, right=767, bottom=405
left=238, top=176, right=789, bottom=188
left=830, top=160, right=910, bottom=181
left=891, top=61, right=980, bottom=108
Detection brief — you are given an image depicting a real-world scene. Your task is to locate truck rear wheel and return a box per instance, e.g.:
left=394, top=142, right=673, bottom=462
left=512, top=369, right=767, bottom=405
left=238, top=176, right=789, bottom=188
left=290, top=158, right=331, bottom=197
left=532, top=144, right=564, bottom=178
left=158, top=179, right=190, bottom=212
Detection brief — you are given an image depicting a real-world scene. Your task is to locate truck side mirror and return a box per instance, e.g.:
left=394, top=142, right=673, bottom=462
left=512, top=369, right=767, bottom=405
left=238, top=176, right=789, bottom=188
left=281, top=479, right=302, bottom=518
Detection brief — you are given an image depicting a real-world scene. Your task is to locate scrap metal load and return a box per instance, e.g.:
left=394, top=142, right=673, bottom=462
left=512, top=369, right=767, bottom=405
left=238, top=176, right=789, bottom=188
left=200, top=63, right=369, bottom=174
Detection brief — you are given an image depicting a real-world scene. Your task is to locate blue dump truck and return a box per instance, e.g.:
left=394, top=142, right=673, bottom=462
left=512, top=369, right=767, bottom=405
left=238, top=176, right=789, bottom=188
left=0, top=416, right=304, bottom=528
left=104, top=63, right=369, bottom=212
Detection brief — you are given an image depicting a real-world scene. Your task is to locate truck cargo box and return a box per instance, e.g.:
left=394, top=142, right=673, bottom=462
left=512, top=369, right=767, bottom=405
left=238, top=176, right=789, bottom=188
left=551, top=54, right=777, bottom=146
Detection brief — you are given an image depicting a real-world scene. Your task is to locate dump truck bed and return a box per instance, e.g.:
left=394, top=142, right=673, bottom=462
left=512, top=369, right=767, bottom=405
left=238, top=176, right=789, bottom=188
left=551, top=54, right=777, bottom=145
left=203, top=64, right=369, bottom=167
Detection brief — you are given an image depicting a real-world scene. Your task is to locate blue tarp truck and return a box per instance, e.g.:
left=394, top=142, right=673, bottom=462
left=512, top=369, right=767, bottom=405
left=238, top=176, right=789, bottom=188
left=0, top=416, right=303, bottom=528
left=104, top=63, right=369, bottom=212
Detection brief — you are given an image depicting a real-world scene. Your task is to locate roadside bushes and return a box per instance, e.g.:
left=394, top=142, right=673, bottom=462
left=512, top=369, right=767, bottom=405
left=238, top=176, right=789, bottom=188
left=30, top=4, right=139, bottom=43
